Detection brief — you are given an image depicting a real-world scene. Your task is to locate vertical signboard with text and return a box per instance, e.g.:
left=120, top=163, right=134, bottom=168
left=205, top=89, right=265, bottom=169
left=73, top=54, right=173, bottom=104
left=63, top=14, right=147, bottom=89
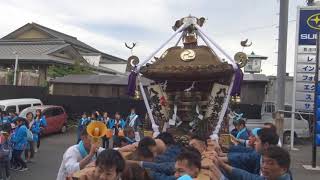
left=295, top=7, right=320, bottom=146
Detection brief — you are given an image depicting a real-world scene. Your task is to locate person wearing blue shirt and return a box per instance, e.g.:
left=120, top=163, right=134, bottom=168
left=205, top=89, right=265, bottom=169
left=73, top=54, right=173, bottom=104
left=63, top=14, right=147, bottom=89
left=155, top=143, right=181, bottom=163
left=148, top=150, right=202, bottom=180
left=0, top=111, right=4, bottom=125
left=228, top=128, right=261, bottom=154
left=219, top=146, right=292, bottom=180
left=77, top=112, right=89, bottom=143
left=25, top=112, right=40, bottom=162
left=101, top=112, right=111, bottom=148
left=123, top=128, right=136, bottom=145
left=8, top=111, right=18, bottom=123
left=126, top=108, right=143, bottom=142
left=95, top=111, right=104, bottom=121
left=106, top=112, right=125, bottom=148
left=106, top=118, right=115, bottom=129
left=234, top=119, right=250, bottom=144
left=220, top=128, right=279, bottom=175
left=89, top=112, right=99, bottom=121
left=0, top=111, right=11, bottom=125
left=230, top=121, right=238, bottom=137
left=0, top=130, right=11, bottom=179
left=11, top=117, right=28, bottom=171
left=155, top=132, right=182, bottom=163
left=35, top=109, right=47, bottom=152
left=113, top=112, right=126, bottom=132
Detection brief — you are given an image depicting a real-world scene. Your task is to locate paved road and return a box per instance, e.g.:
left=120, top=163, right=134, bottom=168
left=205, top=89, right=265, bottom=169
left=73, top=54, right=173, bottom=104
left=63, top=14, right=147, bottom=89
left=10, top=130, right=320, bottom=180
left=286, top=139, right=320, bottom=179
left=12, top=129, right=76, bottom=180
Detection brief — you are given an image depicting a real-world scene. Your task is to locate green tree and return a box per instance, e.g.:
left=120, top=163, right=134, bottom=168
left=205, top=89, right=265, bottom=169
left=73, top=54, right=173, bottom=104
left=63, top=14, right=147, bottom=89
left=48, top=61, right=94, bottom=78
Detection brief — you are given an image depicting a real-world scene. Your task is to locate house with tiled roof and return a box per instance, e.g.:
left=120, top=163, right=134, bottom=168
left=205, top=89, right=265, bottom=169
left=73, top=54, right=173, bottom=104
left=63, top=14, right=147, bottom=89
left=0, top=22, right=126, bottom=86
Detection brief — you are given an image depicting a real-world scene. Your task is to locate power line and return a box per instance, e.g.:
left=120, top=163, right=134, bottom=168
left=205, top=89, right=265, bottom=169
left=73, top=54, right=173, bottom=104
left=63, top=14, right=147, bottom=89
left=212, top=20, right=296, bottom=35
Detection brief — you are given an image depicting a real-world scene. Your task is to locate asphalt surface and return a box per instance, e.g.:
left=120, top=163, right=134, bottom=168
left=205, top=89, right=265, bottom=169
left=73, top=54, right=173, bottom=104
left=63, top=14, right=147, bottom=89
left=10, top=129, right=320, bottom=180
left=11, top=129, right=76, bottom=180
left=285, top=139, right=320, bottom=179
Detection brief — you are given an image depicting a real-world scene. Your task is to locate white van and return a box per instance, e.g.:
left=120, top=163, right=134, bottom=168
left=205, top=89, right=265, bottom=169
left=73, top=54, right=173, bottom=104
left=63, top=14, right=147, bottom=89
left=0, top=98, right=43, bottom=113
left=260, top=102, right=310, bottom=144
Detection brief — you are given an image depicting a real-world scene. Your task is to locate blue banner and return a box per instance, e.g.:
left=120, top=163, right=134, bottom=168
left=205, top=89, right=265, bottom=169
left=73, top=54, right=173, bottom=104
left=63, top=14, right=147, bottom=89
left=299, top=9, right=320, bottom=45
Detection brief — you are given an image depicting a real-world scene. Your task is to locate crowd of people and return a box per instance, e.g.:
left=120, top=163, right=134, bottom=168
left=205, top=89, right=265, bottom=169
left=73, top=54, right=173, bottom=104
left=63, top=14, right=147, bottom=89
left=57, top=112, right=293, bottom=180
left=0, top=109, right=47, bottom=179
left=76, top=108, right=142, bottom=149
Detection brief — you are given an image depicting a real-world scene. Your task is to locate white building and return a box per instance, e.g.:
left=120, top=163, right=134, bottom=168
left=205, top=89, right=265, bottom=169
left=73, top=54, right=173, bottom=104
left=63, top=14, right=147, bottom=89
left=265, top=75, right=294, bottom=106
left=82, top=52, right=127, bottom=73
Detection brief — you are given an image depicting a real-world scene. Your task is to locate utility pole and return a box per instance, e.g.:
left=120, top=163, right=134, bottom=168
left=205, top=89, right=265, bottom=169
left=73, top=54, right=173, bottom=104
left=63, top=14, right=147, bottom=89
left=275, top=0, right=289, bottom=142
left=13, top=51, right=19, bottom=86
left=276, top=1, right=289, bottom=112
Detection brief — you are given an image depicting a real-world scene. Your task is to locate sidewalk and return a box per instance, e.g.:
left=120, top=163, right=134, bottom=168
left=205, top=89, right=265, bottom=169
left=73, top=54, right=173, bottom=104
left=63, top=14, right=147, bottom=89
left=285, top=139, right=320, bottom=179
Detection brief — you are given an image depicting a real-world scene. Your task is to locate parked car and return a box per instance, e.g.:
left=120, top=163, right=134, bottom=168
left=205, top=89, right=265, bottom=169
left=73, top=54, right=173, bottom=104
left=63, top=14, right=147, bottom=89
left=0, top=98, right=43, bottom=113
left=19, top=105, right=67, bottom=135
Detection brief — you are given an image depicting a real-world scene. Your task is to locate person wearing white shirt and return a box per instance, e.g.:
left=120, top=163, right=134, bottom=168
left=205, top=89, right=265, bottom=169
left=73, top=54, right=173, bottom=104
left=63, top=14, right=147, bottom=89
left=56, top=129, right=103, bottom=180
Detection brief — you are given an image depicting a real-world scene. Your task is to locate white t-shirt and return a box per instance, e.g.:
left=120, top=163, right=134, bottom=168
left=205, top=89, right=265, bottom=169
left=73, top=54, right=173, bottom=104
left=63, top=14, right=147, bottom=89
left=56, top=145, right=104, bottom=180
left=278, top=138, right=282, bottom=147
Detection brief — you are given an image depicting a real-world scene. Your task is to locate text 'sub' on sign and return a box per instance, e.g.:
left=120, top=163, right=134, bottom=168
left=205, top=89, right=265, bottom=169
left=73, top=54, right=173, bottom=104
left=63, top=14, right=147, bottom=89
left=299, top=9, right=320, bottom=45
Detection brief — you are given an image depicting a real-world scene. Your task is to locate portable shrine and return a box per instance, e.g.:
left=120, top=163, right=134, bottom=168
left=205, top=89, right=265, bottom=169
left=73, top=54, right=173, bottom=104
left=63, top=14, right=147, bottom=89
left=128, top=16, right=242, bottom=138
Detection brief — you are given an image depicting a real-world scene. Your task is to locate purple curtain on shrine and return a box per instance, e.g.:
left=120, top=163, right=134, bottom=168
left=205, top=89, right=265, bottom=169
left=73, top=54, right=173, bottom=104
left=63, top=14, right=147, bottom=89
left=127, top=71, right=137, bottom=96
left=231, top=65, right=243, bottom=96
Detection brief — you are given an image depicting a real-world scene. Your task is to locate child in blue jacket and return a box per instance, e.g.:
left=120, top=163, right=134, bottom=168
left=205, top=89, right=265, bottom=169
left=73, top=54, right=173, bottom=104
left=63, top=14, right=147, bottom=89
left=0, top=112, right=11, bottom=125
left=11, top=118, right=28, bottom=171
left=0, top=131, right=11, bottom=179
left=28, top=112, right=40, bottom=159
left=35, top=109, right=46, bottom=151
left=107, top=112, right=125, bottom=148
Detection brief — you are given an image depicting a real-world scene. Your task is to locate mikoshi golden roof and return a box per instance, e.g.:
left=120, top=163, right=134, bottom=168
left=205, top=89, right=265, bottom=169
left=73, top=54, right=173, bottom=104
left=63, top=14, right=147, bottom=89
left=140, top=45, right=234, bottom=81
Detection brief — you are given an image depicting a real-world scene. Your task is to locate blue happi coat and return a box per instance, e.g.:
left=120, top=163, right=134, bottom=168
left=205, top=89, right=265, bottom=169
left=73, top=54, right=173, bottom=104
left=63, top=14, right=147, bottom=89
left=229, top=167, right=292, bottom=180
left=236, top=127, right=250, bottom=141
left=228, top=151, right=261, bottom=174
left=126, top=113, right=142, bottom=131
left=107, top=119, right=125, bottom=129
left=10, top=116, right=19, bottom=123
left=229, top=145, right=254, bottom=154
left=30, top=120, right=41, bottom=142
left=77, top=117, right=90, bottom=140
left=11, top=125, right=28, bottom=150
left=143, top=161, right=175, bottom=175
left=37, top=115, right=47, bottom=127
left=155, top=145, right=182, bottom=163
left=0, top=116, right=11, bottom=125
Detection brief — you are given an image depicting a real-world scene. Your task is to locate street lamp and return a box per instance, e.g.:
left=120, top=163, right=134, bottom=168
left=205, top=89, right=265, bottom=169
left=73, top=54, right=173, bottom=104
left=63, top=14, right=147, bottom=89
left=12, top=51, right=19, bottom=86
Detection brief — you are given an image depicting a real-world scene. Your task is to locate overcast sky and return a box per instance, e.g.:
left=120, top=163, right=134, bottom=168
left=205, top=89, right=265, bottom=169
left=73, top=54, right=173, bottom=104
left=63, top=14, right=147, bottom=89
left=0, top=0, right=308, bottom=75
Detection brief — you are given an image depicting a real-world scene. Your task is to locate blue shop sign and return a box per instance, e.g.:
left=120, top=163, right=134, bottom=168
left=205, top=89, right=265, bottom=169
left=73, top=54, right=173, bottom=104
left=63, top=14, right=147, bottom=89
left=299, top=9, right=320, bottom=45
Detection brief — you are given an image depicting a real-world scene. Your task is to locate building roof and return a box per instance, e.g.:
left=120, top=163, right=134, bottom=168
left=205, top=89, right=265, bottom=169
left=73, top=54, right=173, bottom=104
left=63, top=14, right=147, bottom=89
left=243, top=73, right=269, bottom=82
left=0, top=42, right=64, bottom=55
left=81, top=52, right=127, bottom=64
left=49, top=74, right=152, bottom=86
left=0, top=41, right=87, bottom=65
left=87, top=64, right=119, bottom=75
left=1, top=23, right=100, bottom=53
left=268, top=75, right=293, bottom=80
left=247, top=52, right=268, bottom=60
left=0, top=23, right=124, bottom=74
left=1, top=22, right=126, bottom=64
